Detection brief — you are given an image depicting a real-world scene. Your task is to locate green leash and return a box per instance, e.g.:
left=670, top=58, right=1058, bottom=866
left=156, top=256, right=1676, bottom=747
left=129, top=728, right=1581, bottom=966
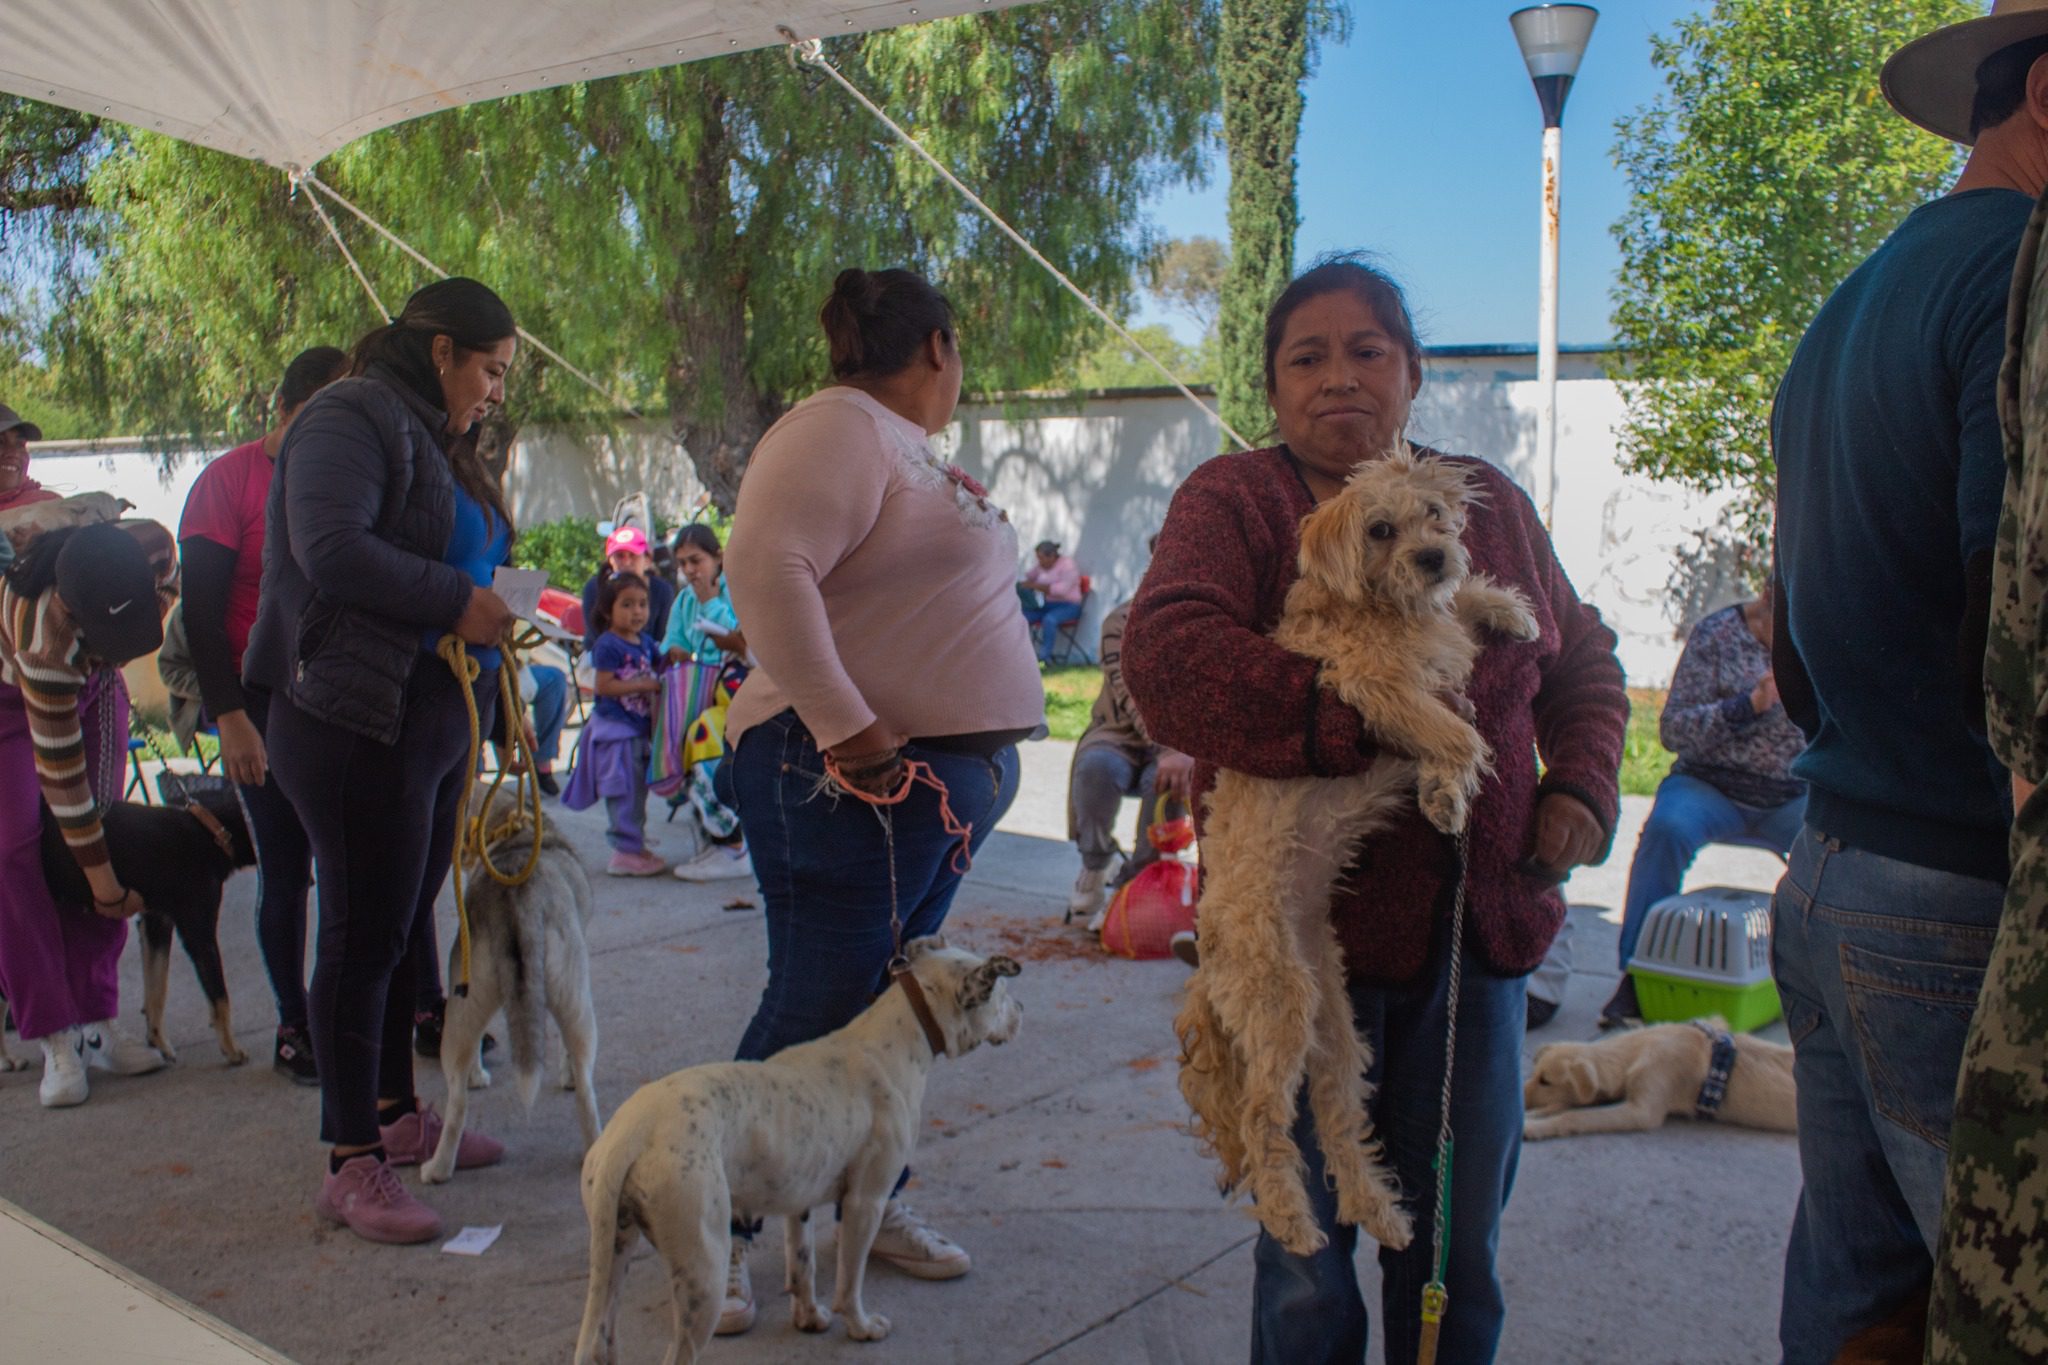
left=1416, top=831, right=1470, bottom=1365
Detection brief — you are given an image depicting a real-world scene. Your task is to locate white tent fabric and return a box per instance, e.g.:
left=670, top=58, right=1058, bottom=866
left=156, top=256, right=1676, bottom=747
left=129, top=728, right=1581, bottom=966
left=0, top=0, right=1026, bottom=169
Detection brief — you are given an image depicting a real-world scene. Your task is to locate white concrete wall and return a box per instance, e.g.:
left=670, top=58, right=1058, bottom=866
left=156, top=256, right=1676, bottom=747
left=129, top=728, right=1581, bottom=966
left=43, top=352, right=1745, bottom=690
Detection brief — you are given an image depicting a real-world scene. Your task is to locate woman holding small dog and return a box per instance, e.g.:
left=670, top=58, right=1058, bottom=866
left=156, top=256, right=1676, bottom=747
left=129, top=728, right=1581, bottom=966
left=717, top=266, right=1041, bottom=1333
left=243, top=278, right=520, bottom=1246
left=1123, top=254, right=1628, bottom=1365
left=0, top=519, right=181, bottom=1108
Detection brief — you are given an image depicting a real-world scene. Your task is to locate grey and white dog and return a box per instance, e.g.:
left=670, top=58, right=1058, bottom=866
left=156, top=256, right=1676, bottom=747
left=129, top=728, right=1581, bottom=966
left=572, top=937, right=1023, bottom=1364
left=422, top=788, right=601, bottom=1184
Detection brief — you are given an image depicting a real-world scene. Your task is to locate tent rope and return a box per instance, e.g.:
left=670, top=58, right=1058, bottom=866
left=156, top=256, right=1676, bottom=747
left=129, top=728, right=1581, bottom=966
left=779, top=28, right=1253, bottom=453
left=291, top=170, right=392, bottom=322
left=293, top=171, right=644, bottom=419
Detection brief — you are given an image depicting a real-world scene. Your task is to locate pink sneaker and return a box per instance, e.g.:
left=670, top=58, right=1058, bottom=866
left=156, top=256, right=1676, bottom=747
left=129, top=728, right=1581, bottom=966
left=380, top=1102, right=506, bottom=1170
left=606, top=848, right=669, bottom=877
left=317, top=1155, right=443, bottom=1245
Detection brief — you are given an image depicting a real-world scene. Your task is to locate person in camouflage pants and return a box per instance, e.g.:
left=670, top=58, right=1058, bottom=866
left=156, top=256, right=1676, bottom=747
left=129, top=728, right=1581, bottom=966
left=1930, top=179, right=2048, bottom=1365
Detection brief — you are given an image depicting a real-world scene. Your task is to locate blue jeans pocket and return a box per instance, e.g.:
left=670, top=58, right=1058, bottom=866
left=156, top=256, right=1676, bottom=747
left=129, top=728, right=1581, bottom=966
left=1839, top=942, right=1986, bottom=1148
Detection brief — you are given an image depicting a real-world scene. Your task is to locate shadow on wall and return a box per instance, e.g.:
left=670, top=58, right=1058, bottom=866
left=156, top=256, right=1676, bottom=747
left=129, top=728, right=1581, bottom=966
left=506, top=420, right=705, bottom=527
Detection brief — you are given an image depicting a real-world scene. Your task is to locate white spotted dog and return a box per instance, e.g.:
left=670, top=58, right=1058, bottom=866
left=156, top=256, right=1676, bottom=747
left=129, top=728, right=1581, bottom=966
left=572, top=938, right=1022, bottom=1364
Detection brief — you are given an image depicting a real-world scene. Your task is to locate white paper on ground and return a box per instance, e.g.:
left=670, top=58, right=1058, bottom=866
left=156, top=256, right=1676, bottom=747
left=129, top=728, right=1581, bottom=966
left=492, top=566, right=549, bottom=623
left=441, top=1224, right=503, bottom=1256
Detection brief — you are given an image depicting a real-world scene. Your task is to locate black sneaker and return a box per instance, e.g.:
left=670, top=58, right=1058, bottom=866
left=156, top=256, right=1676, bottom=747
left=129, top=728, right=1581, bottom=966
left=537, top=771, right=560, bottom=798
left=274, top=1025, right=319, bottom=1086
left=1526, top=995, right=1560, bottom=1030
left=1599, top=977, right=1642, bottom=1030
left=413, top=1007, right=497, bottom=1060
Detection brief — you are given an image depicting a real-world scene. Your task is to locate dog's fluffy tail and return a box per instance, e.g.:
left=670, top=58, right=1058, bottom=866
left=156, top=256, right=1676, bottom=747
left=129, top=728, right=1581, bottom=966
left=503, top=887, right=552, bottom=1110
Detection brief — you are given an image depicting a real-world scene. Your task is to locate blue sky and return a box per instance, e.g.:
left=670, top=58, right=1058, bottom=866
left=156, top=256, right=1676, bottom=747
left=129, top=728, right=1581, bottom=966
left=1137, top=0, right=1714, bottom=347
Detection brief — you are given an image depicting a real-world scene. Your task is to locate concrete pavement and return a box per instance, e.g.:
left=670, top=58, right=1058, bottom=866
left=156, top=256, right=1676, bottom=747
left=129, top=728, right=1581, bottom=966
left=0, top=738, right=1800, bottom=1364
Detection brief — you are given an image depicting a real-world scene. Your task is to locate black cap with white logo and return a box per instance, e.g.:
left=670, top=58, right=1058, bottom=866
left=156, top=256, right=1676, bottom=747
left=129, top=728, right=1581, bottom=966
left=55, top=524, right=162, bottom=664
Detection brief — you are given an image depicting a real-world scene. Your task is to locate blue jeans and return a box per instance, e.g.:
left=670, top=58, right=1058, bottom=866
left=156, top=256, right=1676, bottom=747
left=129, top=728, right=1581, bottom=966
left=1251, top=948, right=1528, bottom=1365
left=1618, top=773, right=1806, bottom=967
left=1022, top=600, right=1082, bottom=663
left=528, top=663, right=568, bottom=768
left=731, top=711, right=1021, bottom=1062
left=1772, top=825, right=2003, bottom=1364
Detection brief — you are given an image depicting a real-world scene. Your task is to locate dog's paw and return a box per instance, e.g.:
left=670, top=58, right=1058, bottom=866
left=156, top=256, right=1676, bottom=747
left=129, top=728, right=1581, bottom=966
left=1362, top=1203, right=1414, bottom=1252
left=1256, top=1205, right=1330, bottom=1259
left=843, top=1311, right=892, bottom=1343
left=1521, top=1117, right=1562, bottom=1142
left=468, top=1061, right=492, bottom=1089
left=1417, top=772, right=1471, bottom=834
left=222, top=1044, right=249, bottom=1066
left=418, top=1154, right=456, bottom=1185
left=0, top=1052, right=28, bottom=1073
left=791, top=1297, right=832, bottom=1334
left=1501, top=605, right=1541, bottom=642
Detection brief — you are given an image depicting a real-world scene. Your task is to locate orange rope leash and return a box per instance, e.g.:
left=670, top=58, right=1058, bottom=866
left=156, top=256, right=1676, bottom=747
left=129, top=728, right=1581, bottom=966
left=820, top=752, right=976, bottom=875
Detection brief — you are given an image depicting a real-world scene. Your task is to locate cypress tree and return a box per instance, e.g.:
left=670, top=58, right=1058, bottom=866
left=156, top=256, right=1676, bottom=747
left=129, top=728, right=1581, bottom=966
left=1216, top=0, right=1309, bottom=451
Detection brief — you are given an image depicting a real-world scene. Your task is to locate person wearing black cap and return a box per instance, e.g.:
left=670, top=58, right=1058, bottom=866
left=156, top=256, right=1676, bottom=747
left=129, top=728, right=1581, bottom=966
left=0, top=518, right=180, bottom=1109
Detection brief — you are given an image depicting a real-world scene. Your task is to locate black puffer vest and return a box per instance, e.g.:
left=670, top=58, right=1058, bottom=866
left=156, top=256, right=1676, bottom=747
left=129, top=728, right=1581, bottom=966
left=242, top=369, right=472, bottom=745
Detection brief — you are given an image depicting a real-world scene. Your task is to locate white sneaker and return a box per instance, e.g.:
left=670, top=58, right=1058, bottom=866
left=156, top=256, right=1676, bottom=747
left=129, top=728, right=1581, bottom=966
left=673, top=843, right=754, bottom=883
left=716, top=1237, right=756, bottom=1335
left=81, top=1019, right=165, bottom=1076
left=1068, top=865, right=1108, bottom=924
left=39, top=1029, right=87, bottom=1108
left=868, top=1198, right=971, bottom=1280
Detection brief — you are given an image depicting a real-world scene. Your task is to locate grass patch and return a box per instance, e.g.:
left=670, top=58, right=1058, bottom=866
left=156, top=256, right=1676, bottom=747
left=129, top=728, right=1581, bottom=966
left=1622, top=688, right=1672, bottom=798
left=1042, top=665, right=1098, bottom=742
left=1041, top=667, right=1674, bottom=798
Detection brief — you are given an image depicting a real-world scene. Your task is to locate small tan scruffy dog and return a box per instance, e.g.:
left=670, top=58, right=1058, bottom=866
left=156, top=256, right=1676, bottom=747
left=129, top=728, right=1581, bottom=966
left=1177, top=447, right=1539, bottom=1257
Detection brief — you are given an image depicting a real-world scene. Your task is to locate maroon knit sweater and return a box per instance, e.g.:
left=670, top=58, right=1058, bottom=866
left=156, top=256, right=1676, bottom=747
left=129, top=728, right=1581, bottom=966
left=1122, top=446, right=1629, bottom=986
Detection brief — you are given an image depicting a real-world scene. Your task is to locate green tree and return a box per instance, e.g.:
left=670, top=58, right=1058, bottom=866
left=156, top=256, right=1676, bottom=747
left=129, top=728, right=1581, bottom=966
left=1609, top=0, right=1972, bottom=558
left=44, top=3, right=1220, bottom=503
left=1053, top=323, right=1217, bottom=389
left=1213, top=1, right=1346, bottom=450
left=1148, top=234, right=1229, bottom=334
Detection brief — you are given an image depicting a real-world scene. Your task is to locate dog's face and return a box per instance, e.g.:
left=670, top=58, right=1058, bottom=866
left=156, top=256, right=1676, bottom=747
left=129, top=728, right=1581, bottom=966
left=1524, top=1043, right=1604, bottom=1111
left=904, top=936, right=1023, bottom=1053
left=1297, top=450, right=1478, bottom=615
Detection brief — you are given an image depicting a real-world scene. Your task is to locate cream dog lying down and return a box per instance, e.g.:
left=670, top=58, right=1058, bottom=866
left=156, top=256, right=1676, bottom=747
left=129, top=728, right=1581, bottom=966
left=1523, top=1018, right=1796, bottom=1140
left=572, top=938, right=1022, bottom=1365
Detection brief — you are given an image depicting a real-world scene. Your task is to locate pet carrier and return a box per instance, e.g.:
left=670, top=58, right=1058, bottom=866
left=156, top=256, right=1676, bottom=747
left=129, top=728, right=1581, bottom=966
left=1625, top=885, right=1782, bottom=1032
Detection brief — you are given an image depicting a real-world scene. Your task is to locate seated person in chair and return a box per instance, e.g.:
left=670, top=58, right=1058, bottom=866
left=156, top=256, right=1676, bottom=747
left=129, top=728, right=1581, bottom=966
left=1067, top=596, right=1193, bottom=928
left=1602, top=593, right=1805, bottom=1026
left=1019, top=539, right=1084, bottom=665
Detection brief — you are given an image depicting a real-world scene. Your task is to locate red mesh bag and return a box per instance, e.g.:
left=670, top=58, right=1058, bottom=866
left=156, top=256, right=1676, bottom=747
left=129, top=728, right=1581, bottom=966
left=1100, top=817, right=1199, bottom=960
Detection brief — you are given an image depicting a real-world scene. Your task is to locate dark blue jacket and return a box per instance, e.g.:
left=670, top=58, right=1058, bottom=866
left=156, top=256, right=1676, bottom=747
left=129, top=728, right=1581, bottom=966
left=243, top=369, right=472, bottom=745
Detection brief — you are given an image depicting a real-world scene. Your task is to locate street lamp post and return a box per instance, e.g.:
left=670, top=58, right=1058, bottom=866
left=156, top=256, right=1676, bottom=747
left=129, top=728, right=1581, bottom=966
left=1510, top=4, right=1597, bottom=530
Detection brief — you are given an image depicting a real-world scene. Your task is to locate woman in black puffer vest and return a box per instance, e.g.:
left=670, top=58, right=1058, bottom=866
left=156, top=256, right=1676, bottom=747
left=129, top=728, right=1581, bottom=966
left=243, top=278, right=519, bottom=1246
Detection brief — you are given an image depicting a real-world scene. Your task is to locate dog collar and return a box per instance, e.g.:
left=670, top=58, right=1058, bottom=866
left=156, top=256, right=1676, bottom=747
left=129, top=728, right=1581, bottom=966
left=891, top=963, right=949, bottom=1058
left=1690, top=1020, right=1737, bottom=1119
left=184, top=801, right=237, bottom=863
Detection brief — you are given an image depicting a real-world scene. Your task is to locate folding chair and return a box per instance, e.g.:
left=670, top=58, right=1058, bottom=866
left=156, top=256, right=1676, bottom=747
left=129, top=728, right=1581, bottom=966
left=125, top=737, right=151, bottom=804
left=1048, top=577, right=1095, bottom=666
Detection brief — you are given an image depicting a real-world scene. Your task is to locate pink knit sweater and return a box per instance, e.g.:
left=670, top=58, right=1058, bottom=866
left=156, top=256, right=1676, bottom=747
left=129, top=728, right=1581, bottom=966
left=724, top=387, right=1045, bottom=750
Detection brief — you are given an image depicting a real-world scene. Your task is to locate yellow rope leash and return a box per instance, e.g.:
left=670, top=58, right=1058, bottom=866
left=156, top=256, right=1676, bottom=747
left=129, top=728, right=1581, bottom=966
left=437, top=628, right=546, bottom=995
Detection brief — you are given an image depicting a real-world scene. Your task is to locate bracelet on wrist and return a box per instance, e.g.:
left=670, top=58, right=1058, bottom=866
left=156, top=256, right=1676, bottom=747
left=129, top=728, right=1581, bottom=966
left=93, top=890, right=126, bottom=908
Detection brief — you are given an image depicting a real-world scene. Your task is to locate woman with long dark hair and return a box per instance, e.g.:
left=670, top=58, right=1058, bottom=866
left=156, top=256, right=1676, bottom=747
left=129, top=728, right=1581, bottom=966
left=243, top=278, right=520, bottom=1244
left=176, top=345, right=348, bottom=1084
left=713, top=267, right=1041, bottom=1333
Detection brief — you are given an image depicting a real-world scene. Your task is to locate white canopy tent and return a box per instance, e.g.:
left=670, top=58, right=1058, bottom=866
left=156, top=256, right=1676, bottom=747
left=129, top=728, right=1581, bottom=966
left=0, top=0, right=1240, bottom=441
left=0, top=1, right=1020, bottom=170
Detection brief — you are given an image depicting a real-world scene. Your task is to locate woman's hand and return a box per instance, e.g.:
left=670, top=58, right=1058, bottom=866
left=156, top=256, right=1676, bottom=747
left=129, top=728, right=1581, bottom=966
left=1524, top=792, right=1605, bottom=883
left=1154, top=750, right=1196, bottom=806
left=215, top=708, right=268, bottom=786
left=704, top=626, right=746, bottom=657
left=665, top=645, right=691, bottom=665
left=90, top=877, right=145, bottom=920
left=453, top=586, right=516, bottom=647
left=829, top=719, right=910, bottom=796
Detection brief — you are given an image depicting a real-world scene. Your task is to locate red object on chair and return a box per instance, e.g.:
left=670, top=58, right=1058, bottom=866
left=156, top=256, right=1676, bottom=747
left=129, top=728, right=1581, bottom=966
left=537, top=586, right=585, bottom=639
left=1050, top=576, right=1095, bottom=665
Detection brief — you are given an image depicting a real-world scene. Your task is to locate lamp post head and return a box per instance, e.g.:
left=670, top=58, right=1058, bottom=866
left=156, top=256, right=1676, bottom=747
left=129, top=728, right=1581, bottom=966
left=1511, top=4, right=1599, bottom=129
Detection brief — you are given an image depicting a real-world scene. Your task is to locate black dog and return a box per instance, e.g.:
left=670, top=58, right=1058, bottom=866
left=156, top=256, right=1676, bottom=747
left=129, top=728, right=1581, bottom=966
left=38, top=786, right=257, bottom=1064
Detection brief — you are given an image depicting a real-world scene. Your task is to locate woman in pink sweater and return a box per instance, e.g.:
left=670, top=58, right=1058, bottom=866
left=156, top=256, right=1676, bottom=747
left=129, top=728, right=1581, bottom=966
left=717, top=267, right=1043, bottom=1332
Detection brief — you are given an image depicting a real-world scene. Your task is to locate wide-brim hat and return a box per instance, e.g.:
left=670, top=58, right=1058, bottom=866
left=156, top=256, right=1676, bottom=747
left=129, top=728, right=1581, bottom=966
left=0, top=403, right=43, bottom=442
left=1883, top=0, right=2048, bottom=145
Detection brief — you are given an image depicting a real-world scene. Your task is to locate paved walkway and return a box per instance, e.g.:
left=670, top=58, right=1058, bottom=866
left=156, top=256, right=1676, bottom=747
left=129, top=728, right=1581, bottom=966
left=0, top=739, right=1799, bottom=1364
